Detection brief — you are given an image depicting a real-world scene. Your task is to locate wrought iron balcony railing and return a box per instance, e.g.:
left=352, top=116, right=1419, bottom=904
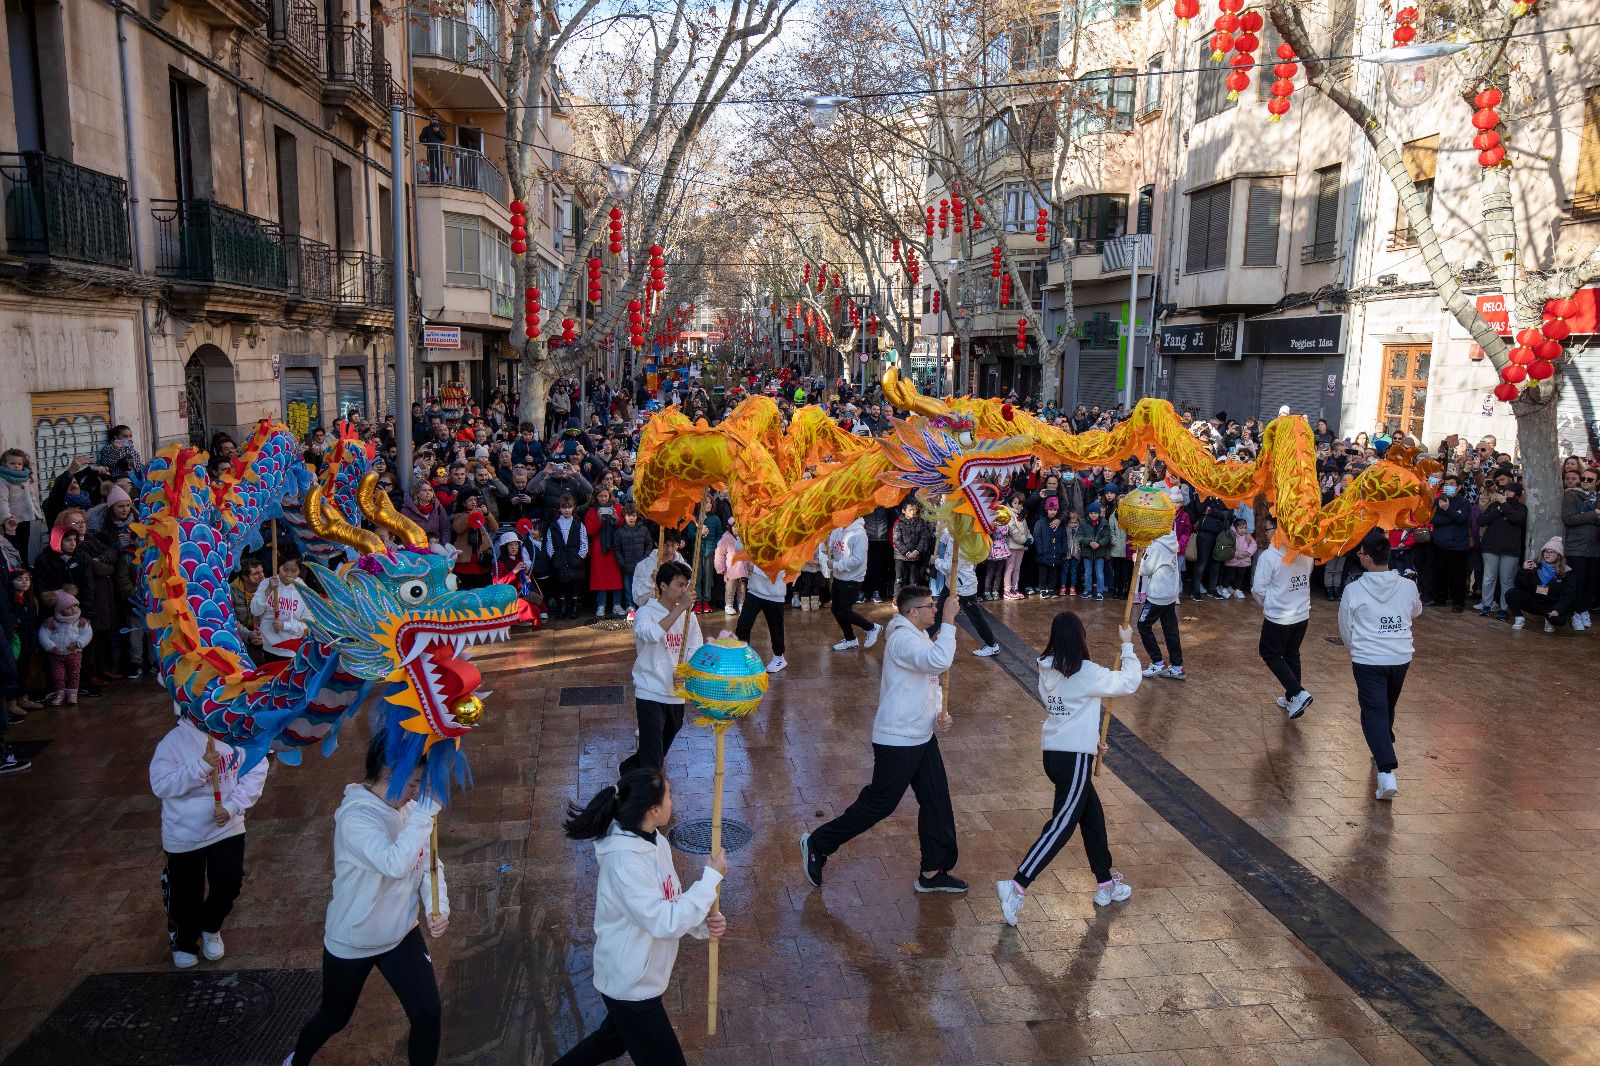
left=322, top=24, right=392, bottom=105
left=415, top=145, right=508, bottom=205
left=153, top=198, right=287, bottom=289
left=334, top=250, right=393, bottom=309
left=0, top=152, right=132, bottom=268
left=284, top=234, right=333, bottom=299
left=269, top=0, right=323, bottom=73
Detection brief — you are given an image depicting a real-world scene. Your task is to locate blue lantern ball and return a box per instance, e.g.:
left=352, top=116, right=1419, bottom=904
left=679, top=638, right=769, bottom=723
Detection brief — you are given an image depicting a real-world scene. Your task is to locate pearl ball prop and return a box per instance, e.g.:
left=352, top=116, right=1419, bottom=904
left=1117, top=486, right=1179, bottom=552
left=679, top=638, right=769, bottom=725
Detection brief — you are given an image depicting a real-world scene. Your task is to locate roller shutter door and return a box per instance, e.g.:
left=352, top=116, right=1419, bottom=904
left=1074, top=349, right=1119, bottom=407
left=1258, top=357, right=1326, bottom=422
left=336, top=366, right=366, bottom=420
left=384, top=365, right=397, bottom=417
left=1167, top=358, right=1217, bottom=418
left=1556, top=342, right=1600, bottom=457
left=282, top=368, right=321, bottom=440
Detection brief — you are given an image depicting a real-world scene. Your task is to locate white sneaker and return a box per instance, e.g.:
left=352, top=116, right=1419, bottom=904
left=1285, top=690, right=1313, bottom=720
left=1142, top=661, right=1166, bottom=677
left=832, top=638, right=859, bottom=651
left=595, top=605, right=606, bottom=617
left=863, top=624, right=883, bottom=649
left=1162, top=665, right=1187, bottom=680
left=612, top=605, right=628, bottom=617
left=1512, top=616, right=1525, bottom=630
left=201, top=931, right=225, bottom=961
left=973, top=644, right=1000, bottom=657
left=1275, top=696, right=1289, bottom=709
left=1545, top=620, right=1556, bottom=633
left=766, top=655, right=787, bottom=673
left=1375, top=771, right=1398, bottom=801
left=1573, top=614, right=1587, bottom=632
left=172, top=950, right=199, bottom=969
left=995, top=879, right=1025, bottom=927
left=1093, top=873, right=1132, bottom=906
left=724, top=604, right=737, bottom=615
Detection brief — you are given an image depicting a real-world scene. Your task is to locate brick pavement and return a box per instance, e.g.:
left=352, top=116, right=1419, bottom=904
left=0, top=593, right=1596, bottom=1064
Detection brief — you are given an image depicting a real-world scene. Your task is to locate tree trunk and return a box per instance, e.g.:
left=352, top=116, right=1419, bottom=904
left=1514, top=389, right=1562, bottom=548
left=520, top=353, right=554, bottom=433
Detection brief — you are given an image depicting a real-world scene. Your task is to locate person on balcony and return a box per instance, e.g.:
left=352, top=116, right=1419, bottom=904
left=418, top=116, right=448, bottom=184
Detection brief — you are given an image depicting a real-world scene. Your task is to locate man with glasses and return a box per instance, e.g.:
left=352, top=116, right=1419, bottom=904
left=801, top=586, right=967, bottom=895
left=1562, top=467, right=1600, bottom=631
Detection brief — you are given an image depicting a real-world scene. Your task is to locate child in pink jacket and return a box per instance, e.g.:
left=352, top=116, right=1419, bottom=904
left=1221, top=516, right=1257, bottom=598
left=714, top=519, right=751, bottom=616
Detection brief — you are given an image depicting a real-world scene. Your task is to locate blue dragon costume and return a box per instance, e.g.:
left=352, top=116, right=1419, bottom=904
left=133, top=421, right=520, bottom=798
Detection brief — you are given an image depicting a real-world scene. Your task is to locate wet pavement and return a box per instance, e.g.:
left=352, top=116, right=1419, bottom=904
left=1, top=592, right=1597, bottom=1065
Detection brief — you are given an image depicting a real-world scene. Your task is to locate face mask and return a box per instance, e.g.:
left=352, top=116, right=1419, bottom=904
left=1442, top=485, right=1458, bottom=498
left=1427, top=476, right=1441, bottom=487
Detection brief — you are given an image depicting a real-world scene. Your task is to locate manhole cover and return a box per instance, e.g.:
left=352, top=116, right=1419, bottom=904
left=668, top=818, right=754, bottom=855
left=558, top=685, right=625, bottom=707
left=587, top=618, right=634, bottom=632
left=1, top=969, right=319, bottom=1066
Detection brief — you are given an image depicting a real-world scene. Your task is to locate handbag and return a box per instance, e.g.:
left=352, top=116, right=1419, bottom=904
left=1184, top=537, right=1198, bottom=563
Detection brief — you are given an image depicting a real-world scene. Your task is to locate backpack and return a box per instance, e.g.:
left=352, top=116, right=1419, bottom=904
left=1212, top=531, right=1236, bottom=562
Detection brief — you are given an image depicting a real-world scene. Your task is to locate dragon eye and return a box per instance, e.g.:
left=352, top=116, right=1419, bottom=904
left=958, top=430, right=975, bottom=447
left=445, top=573, right=458, bottom=592
left=399, top=580, right=428, bottom=604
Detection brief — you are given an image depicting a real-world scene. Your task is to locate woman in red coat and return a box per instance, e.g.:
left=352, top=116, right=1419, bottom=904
left=583, top=487, right=625, bottom=618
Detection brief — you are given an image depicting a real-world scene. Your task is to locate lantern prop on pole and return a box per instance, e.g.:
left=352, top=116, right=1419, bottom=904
left=1094, top=487, right=1177, bottom=777
left=676, top=636, right=769, bottom=1035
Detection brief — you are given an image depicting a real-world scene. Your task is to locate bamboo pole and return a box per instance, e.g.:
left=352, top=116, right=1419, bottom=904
left=206, top=737, right=225, bottom=821
left=1094, top=550, right=1144, bottom=778
left=705, top=723, right=728, bottom=1035
left=678, top=501, right=708, bottom=659
left=429, top=819, right=441, bottom=920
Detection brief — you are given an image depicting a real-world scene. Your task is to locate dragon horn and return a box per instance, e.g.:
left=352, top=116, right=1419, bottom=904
left=357, top=472, right=428, bottom=550
left=305, top=476, right=385, bottom=555
left=881, top=367, right=950, bottom=419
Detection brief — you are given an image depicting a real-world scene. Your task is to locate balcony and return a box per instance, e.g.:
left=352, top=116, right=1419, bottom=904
left=164, top=0, right=267, bottom=31
left=416, top=145, right=507, bottom=206
left=410, top=13, right=507, bottom=111
left=321, top=25, right=398, bottom=128
left=0, top=152, right=132, bottom=269
left=268, top=0, right=323, bottom=84
left=152, top=199, right=287, bottom=291
left=284, top=235, right=333, bottom=301
left=333, top=250, right=394, bottom=323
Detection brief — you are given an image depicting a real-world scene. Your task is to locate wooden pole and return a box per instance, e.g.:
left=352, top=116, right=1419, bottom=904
left=271, top=520, right=279, bottom=573
left=429, top=819, right=441, bottom=920
left=206, top=737, right=225, bottom=821
left=1094, top=549, right=1144, bottom=778
left=933, top=520, right=953, bottom=723
left=679, top=501, right=708, bottom=658
left=706, top=724, right=728, bottom=1035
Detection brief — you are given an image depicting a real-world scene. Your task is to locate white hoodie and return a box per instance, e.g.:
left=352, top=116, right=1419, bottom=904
left=1037, top=646, right=1142, bottom=753
left=826, top=519, right=869, bottom=582
left=746, top=566, right=788, bottom=603
left=1338, top=568, right=1422, bottom=666
left=631, top=548, right=686, bottom=607
left=251, top=577, right=311, bottom=656
left=632, top=596, right=703, bottom=704
left=871, top=614, right=956, bottom=746
left=933, top=529, right=977, bottom=596
left=1251, top=544, right=1312, bottom=624
left=1139, top=531, right=1182, bottom=606
left=149, top=717, right=269, bottom=854
left=322, top=784, right=449, bottom=960
left=590, top=822, right=720, bottom=1001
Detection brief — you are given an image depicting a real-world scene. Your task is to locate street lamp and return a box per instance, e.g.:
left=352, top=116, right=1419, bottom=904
left=804, top=95, right=849, bottom=129
left=603, top=162, right=641, bottom=197
left=1361, top=41, right=1470, bottom=64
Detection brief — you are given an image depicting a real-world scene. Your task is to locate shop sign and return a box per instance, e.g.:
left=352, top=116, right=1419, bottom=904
left=1157, top=323, right=1217, bottom=355
left=422, top=325, right=462, bottom=349
left=1476, top=286, right=1598, bottom=336
left=1241, top=314, right=1344, bottom=356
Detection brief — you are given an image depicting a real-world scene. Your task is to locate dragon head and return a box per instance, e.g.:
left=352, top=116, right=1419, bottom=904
left=880, top=412, right=1033, bottom=539
left=300, top=472, right=520, bottom=747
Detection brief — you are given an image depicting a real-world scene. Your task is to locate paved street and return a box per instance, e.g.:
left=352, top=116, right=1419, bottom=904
left=1, top=596, right=1597, bottom=1065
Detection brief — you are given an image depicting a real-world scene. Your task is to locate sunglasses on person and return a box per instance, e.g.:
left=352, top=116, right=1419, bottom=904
left=1584, top=475, right=1599, bottom=484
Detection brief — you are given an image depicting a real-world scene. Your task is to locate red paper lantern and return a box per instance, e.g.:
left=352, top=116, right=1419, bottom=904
left=1478, top=147, right=1506, bottom=168
left=1471, top=129, right=1500, bottom=150
left=1393, top=24, right=1416, bottom=43
left=991, top=246, right=1003, bottom=278
left=1277, top=42, right=1296, bottom=60
left=1515, top=327, right=1544, bottom=346
left=1542, top=319, right=1572, bottom=341
left=1493, top=382, right=1519, bottom=402
left=1233, top=32, right=1260, bottom=54
left=931, top=290, right=941, bottom=314
left=1239, top=9, right=1264, bottom=31
left=1174, top=0, right=1198, bottom=21
left=891, top=239, right=901, bottom=262
left=1226, top=70, right=1251, bottom=97
left=1508, top=346, right=1536, bottom=365
left=525, top=324, right=539, bottom=339
left=1267, top=97, right=1292, bottom=119
left=1215, top=12, right=1239, bottom=33
left=1528, top=360, right=1555, bottom=380
left=1535, top=338, right=1563, bottom=360
left=511, top=239, right=526, bottom=255
left=925, top=207, right=935, bottom=236
left=1474, top=88, right=1503, bottom=109
left=608, top=242, right=622, bottom=254
left=608, top=207, right=622, bottom=220
left=1218, top=0, right=1242, bottom=11
left=509, top=199, right=526, bottom=214
left=1270, top=79, right=1295, bottom=98
left=1472, top=108, right=1501, bottom=130
left=1500, top=364, right=1527, bottom=384
left=1210, top=32, right=1234, bottom=60
left=1548, top=297, right=1580, bottom=319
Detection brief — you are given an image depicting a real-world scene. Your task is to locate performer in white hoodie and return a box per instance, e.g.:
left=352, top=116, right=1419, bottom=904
left=620, top=560, right=703, bottom=775
left=286, top=736, right=448, bottom=1066
left=629, top=529, right=685, bottom=613
left=553, top=768, right=726, bottom=1066
left=149, top=713, right=269, bottom=968
left=825, top=517, right=881, bottom=651
left=931, top=525, right=1000, bottom=657
left=801, top=585, right=966, bottom=894
left=1135, top=529, right=1186, bottom=680
left=1251, top=523, right=1315, bottom=719
left=735, top=563, right=789, bottom=673
left=1337, top=530, right=1421, bottom=801
left=995, top=612, right=1141, bottom=926
left=250, top=556, right=311, bottom=658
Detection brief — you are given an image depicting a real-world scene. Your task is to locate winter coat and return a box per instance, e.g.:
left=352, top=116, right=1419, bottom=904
left=614, top=522, right=654, bottom=582
left=531, top=470, right=592, bottom=522
left=38, top=615, right=92, bottom=655
left=1430, top=493, right=1471, bottom=551
left=1004, top=513, right=1032, bottom=551
left=1561, top=487, right=1600, bottom=559
left=400, top=498, right=452, bottom=545
left=450, top=509, right=500, bottom=573
left=0, top=475, right=43, bottom=526
left=1196, top=497, right=1233, bottom=536
left=862, top=506, right=896, bottom=542
left=1077, top=516, right=1112, bottom=559
left=81, top=530, right=119, bottom=634
left=1224, top=531, right=1257, bottom=568
left=545, top=514, right=589, bottom=583
left=1060, top=522, right=1085, bottom=560
left=1477, top=499, right=1527, bottom=557
left=892, top=516, right=934, bottom=562
left=583, top=503, right=624, bottom=591
left=1031, top=517, right=1068, bottom=565
left=1512, top=563, right=1575, bottom=615
left=714, top=532, right=751, bottom=580
left=33, top=531, right=97, bottom=620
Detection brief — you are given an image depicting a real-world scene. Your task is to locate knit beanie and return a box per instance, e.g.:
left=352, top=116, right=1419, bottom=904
left=1541, top=536, right=1564, bottom=558
left=106, top=485, right=133, bottom=507
left=52, top=590, right=79, bottom=618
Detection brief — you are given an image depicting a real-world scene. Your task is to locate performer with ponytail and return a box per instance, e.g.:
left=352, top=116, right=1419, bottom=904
left=285, top=735, right=448, bottom=1065
left=553, top=769, right=728, bottom=1066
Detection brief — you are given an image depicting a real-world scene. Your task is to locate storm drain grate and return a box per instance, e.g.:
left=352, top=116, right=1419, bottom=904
left=586, top=618, right=634, bottom=633
left=669, top=818, right=755, bottom=855
left=1, top=968, right=319, bottom=1066
left=558, top=685, right=625, bottom=707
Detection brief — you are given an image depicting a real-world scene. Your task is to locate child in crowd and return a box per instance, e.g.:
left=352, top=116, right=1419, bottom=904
left=1078, top=503, right=1111, bottom=600
left=492, top=529, right=541, bottom=629
left=0, top=448, right=43, bottom=560
left=613, top=506, right=654, bottom=615
left=1220, top=516, right=1256, bottom=597
left=1061, top=511, right=1085, bottom=596
left=251, top=557, right=310, bottom=658
left=1003, top=502, right=1031, bottom=599
left=983, top=526, right=1010, bottom=601
left=39, top=588, right=91, bottom=705
left=714, top=519, right=750, bottom=616
left=7, top=567, right=39, bottom=722
left=892, top=499, right=933, bottom=593
left=1032, top=499, right=1065, bottom=597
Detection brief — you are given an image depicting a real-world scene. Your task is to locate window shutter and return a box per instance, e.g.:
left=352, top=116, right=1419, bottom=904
left=1401, top=135, right=1439, bottom=182
left=1185, top=191, right=1209, bottom=273
left=1577, top=86, right=1600, bottom=206
left=1186, top=183, right=1230, bottom=272
left=1312, top=166, right=1340, bottom=256
left=1243, top=179, right=1281, bottom=265
left=1206, top=185, right=1230, bottom=270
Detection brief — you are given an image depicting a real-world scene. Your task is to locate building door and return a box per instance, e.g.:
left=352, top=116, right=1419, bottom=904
left=1379, top=343, right=1430, bottom=438
left=282, top=367, right=321, bottom=440
left=1075, top=349, right=1118, bottom=407
left=1167, top=358, right=1217, bottom=418
left=1258, top=357, right=1328, bottom=423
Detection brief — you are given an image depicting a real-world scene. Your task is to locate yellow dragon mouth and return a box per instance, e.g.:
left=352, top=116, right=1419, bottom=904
left=955, top=454, right=1032, bottom=535
left=390, top=610, right=517, bottom=737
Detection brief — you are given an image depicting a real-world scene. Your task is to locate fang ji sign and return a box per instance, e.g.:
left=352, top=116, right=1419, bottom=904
left=1477, top=287, right=1598, bottom=336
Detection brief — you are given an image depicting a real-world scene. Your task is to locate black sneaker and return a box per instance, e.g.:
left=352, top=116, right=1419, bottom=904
left=800, top=832, right=825, bottom=887
left=5, top=711, right=23, bottom=726
left=914, top=872, right=968, bottom=894
left=0, top=752, right=31, bottom=776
